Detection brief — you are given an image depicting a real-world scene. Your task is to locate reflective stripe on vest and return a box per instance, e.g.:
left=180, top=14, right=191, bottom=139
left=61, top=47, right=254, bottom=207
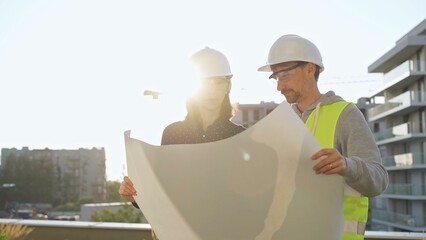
left=305, top=101, right=368, bottom=240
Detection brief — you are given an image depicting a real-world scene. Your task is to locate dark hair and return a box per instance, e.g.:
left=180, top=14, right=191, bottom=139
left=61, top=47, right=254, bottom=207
left=220, top=94, right=233, bottom=119
left=186, top=94, right=233, bottom=121
left=299, top=62, right=320, bottom=82
left=314, top=65, right=320, bottom=82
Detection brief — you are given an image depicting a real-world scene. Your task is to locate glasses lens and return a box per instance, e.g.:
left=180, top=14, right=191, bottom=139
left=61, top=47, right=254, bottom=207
left=269, top=62, right=306, bottom=80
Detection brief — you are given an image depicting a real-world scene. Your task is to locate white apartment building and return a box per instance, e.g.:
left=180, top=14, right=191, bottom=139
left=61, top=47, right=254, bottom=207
left=366, top=19, right=426, bottom=232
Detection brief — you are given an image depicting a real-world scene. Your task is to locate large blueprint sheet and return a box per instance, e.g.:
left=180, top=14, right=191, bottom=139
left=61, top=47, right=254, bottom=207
left=124, top=102, right=343, bottom=240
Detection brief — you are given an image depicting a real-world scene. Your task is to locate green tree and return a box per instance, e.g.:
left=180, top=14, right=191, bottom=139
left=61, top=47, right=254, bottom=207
left=91, top=204, right=144, bottom=223
left=53, top=197, right=96, bottom=211
left=105, top=181, right=121, bottom=202
left=52, top=202, right=78, bottom=211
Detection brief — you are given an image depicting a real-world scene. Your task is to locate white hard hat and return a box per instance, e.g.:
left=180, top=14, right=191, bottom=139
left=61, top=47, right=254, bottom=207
left=258, top=34, right=324, bottom=73
left=190, top=47, right=233, bottom=78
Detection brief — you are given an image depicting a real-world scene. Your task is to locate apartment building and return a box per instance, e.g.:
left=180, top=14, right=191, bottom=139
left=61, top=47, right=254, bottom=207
left=1, top=147, right=106, bottom=204
left=232, top=101, right=279, bottom=128
left=365, top=19, right=426, bottom=232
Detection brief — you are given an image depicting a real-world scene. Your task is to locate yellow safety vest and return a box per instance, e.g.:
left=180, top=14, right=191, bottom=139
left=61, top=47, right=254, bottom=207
left=305, top=101, right=369, bottom=240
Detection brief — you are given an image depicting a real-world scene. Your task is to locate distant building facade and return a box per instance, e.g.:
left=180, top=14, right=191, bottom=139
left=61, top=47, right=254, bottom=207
left=232, top=101, right=279, bottom=128
left=1, top=147, right=106, bottom=203
left=365, top=19, right=426, bottom=232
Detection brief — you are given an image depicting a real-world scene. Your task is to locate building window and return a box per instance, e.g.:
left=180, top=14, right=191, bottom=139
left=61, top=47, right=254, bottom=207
left=403, top=114, right=409, bottom=125
left=242, top=110, right=248, bottom=122
left=375, top=197, right=385, bottom=209
left=415, top=50, right=421, bottom=71
left=419, top=109, right=425, bottom=133
left=253, top=110, right=259, bottom=121
left=423, top=202, right=426, bottom=219
left=267, top=109, right=276, bottom=116
left=418, top=80, right=425, bottom=102
left=374, top=122, right=380, bottom=133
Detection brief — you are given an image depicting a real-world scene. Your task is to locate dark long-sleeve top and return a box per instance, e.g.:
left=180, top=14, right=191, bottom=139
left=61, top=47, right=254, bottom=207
left=161, top=116, right=245, bottom=145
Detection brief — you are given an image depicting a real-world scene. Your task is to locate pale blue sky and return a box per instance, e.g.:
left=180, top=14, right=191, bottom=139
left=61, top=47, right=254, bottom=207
left=0, top=0, right=425, bottom=181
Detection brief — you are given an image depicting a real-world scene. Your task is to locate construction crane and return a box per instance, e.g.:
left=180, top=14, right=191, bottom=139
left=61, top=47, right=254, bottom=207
left=143, top=90, right=161, bottom=99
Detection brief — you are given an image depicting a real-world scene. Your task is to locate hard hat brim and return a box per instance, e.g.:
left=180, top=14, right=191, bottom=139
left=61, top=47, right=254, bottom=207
left=258, top=62, right=324, bottom=73
left=257, top=64, right=272, bottom=72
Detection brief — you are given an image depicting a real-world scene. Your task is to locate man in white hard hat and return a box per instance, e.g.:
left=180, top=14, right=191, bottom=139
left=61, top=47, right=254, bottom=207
left=258, top=34, right=388, bottom=240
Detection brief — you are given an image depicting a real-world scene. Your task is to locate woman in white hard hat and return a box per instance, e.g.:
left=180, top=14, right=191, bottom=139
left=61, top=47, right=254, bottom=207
left=119, top=47, right=245, bottom=236
left=160, top=47, right=245, bottom=144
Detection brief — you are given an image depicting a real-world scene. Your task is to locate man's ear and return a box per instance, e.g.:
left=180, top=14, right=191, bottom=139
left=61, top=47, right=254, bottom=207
left=306, top=63, right=316, bottom=76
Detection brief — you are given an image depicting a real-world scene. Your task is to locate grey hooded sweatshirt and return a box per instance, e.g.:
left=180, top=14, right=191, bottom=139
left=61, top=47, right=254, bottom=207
left=292, top=91, right=388, bottom=197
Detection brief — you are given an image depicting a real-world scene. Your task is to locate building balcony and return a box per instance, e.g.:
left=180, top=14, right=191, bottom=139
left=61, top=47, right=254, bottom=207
left=382, top=184, right=426, bottom=200
left=368, top=90, right=426, bottom=122
left=0, top=219, right=425, bottom=240
left=371, top=209, right=426, bottom=232
left=383, top=60, right=426, bottom=86
left=372, top=122, right=426, bottom=145
left=368, top=57, right=426, bottom=99
left=382, top=152, right=426, bottom=170
left=368, top=31, right=426, bottom=73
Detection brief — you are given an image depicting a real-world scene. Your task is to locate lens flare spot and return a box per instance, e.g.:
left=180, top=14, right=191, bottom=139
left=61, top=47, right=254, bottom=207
left=242, top=151, right=250, bottom=161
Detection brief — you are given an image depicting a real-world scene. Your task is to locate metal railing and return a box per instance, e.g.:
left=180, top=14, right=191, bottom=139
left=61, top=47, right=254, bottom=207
left=371, top=209, right=426, bottom=229
left=382, top=152, right=426, bottom=168
left=368, top=91, right=419, bottom=119
left=373, top=122, right=412, bottom=141
left=383, top=59, right=426, bottom=84
left=383, top=60, right=410, bottom=85
left=1, top=218, right=425, bottom=240
left=368, top=59, right=426, bottom=120
left=384, top=184, right=426, bottom=196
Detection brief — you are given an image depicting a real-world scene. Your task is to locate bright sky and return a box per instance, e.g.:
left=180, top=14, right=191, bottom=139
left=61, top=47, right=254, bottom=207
left=0, top=0, right=425, bottom=181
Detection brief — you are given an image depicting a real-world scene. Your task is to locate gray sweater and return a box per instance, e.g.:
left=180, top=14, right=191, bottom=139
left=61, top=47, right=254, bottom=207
left=292, top=91, right=389, bottom=197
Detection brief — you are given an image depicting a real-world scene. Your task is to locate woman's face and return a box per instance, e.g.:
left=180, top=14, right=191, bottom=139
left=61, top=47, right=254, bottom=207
left=194, top=76, right=231, bottom=111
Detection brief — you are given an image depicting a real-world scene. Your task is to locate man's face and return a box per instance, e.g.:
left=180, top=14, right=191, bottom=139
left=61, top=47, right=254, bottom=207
left=195, top=76, right=230, bottom=110
left=270, top=61, right=308, bottom=104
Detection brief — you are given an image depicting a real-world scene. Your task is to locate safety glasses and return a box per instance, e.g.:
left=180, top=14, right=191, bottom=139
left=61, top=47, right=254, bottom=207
left=269, top=62, right=307, bottom=81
